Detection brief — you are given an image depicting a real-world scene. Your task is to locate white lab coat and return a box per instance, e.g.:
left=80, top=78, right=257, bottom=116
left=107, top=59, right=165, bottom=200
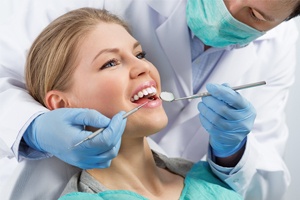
left=0, top=0, right=297, bottom=199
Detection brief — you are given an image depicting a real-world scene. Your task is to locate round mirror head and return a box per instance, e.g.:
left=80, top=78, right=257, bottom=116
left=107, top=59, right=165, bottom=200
left=160, top=92, right=175, bottom=102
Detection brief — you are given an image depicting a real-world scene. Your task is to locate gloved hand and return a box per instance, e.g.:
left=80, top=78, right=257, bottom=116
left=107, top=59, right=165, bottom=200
left=23, top=108, right=127, bottom=169
left=198, top=83, right=256, bottom=158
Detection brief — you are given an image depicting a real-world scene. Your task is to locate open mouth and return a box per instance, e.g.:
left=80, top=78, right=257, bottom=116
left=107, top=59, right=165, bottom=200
left=130, top=86, right=159, bottom=103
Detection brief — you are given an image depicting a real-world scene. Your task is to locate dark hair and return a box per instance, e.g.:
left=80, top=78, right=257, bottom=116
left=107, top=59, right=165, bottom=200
left=287, top=1, right=300, bottom=20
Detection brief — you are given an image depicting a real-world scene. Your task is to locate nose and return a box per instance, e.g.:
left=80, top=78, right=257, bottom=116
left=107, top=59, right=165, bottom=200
left=224, top=0, right=252, bottom=26
left=129, top=58, right=151, bottom=79
left=224, top=0, right=243, bottom=18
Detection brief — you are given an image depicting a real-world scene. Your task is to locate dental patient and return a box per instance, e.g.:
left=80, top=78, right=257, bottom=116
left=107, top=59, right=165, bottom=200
left=25, top=8, right=242, bottom=200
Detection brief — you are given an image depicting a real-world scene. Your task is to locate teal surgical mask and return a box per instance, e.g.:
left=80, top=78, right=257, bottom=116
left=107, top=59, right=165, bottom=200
left=186, top=0, right=266, bottom=47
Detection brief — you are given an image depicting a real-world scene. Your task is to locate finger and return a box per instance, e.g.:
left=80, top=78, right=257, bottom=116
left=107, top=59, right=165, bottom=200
left=103, top=111, right=127, bottom=148
left=200, top=97, right=255, bottom=121
left=199, top=101, right=255, bottom=131
left=206, top=83, right=248, bottom=109
left=85, top=111, right=126, bottom=151
left=64, top=108, right=110, bottom=128
left=200, top=96, right=228, bottom=118
left=199, top=110, right=233, bottom=139
left=199, top=114, right=246, bottom=143
left=76, top=143, right=122, bottom=169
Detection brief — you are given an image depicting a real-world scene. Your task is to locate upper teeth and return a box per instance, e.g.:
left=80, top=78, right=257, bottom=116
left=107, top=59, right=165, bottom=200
left=131, top=86, right=157, bottom=102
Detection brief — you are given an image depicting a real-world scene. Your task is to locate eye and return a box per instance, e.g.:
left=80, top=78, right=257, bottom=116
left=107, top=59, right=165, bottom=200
left=136, top=51, right=146, bottom=59
left=100, top=58, right=120, bottom=70
left=249, top=9, right=265, bottom=22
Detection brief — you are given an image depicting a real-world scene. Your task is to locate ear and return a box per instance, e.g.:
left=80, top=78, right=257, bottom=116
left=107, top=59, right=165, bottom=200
left=45, top=90, right=70, bottom=110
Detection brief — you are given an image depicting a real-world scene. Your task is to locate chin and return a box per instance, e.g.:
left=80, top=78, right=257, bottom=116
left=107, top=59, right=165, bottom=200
left=125, top=115, right=168, bottom=137
left=146, top=116, right=168, bottom=134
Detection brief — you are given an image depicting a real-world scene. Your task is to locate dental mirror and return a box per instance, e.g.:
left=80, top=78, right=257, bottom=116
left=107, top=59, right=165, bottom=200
left=160, top=91, right=176, bottom=102
left=160, top=81, right=266, bottom=102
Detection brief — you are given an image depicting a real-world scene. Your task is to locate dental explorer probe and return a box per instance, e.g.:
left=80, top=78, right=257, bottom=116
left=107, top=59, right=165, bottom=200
left=160, top=81, right=266, bottom=102
left=71, top=101, right=150, bottom=149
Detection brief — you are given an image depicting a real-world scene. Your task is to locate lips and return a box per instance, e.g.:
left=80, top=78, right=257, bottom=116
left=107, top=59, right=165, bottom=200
left=130, top=81, right=160, bottom=104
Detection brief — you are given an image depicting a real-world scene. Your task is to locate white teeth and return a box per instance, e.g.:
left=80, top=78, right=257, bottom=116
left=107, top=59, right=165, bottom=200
left=138, top=91, right=143, bottom=98
left=142, top=89, right=148, bottom=95
left=151, top=86, right=157, bottom=93
left=131, top=86, right=157, bottom=102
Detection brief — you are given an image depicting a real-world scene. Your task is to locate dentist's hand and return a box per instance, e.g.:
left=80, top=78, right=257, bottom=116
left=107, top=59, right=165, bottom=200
left=198, top=83, right=256, bottom=158
left=23, top=108, right=126, bottom=169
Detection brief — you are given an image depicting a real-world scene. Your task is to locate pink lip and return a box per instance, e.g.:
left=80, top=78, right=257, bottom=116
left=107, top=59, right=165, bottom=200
left=130, top=80, right=162, bottom=109
left=144, top=98, right=162, bottom=108
left=131, top=80, right=157, bottom=97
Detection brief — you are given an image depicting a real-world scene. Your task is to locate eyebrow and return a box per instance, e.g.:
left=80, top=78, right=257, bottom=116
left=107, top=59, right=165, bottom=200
left=92, top=41, right=141, bottom=62
left=252, top=8, right=275, bottom=22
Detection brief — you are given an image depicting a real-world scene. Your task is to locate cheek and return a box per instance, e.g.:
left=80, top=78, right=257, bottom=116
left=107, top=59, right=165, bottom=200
left=69, top=79, right=123, bottom=117
left=96, top=88, right=122, bottom=117
left=90, top=82, right=123, bottom=117
left=150, top=65, right=161, bottom=86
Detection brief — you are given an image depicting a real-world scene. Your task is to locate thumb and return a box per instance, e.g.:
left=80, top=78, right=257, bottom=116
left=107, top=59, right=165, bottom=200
left=63, top=108, right=110, bottom=128
left=206, top=83, right=247, bottom=109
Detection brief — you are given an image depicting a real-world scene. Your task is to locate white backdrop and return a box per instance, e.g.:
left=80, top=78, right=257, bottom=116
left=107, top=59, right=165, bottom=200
left=283, top=17, right=300, bottom=200
left=0, top=0, right=18, bottom=191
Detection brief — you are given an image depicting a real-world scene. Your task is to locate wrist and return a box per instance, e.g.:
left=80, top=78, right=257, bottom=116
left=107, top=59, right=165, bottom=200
left=212, top=137, right=247, bottom=158
left=214, top=144, right=245, bottom=167
left=23, top=121, right=45, bottom=152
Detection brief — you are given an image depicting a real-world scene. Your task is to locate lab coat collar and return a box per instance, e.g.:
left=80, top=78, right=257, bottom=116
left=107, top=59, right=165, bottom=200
left=145, top=0, right=180, bottom=17
left=201, top=42, right=258, bottom=93
left=252, top=20, right=286, bottom=41
left=155, top=0, right=193, bottom=96
left=199, top=26, right=273, bottom=90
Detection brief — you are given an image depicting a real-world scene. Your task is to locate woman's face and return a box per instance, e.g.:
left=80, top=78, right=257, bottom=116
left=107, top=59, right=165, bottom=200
left=224, top=0, right=298, bottom=31
left=64, top=23, right=167, bottom=137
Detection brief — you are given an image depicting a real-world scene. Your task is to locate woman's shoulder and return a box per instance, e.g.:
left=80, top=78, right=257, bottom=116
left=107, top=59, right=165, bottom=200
left=152, top=150, right=194, bottom=177
left=60, top=169, right=108, bottom=197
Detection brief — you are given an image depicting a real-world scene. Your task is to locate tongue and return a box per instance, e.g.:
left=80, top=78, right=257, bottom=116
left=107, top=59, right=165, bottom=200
left=134, top=98, right=149, bottom=104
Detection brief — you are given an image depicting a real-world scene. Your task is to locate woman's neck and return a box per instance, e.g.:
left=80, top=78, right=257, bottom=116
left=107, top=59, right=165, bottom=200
left=88, top=137, right=163, bottom=190
left=87, top=137, right=184, bottom=199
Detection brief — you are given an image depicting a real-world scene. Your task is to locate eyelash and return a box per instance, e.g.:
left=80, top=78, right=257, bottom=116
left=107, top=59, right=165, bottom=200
left=100, top=51, right=147, bottom=70
left=249, top=9, right=264, bottom=22
left=136, top=51, right=146, bottom=59
left=101, top=58, right=120, bottom=70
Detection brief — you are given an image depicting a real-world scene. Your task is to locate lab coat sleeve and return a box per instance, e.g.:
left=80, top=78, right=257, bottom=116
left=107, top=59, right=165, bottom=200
left=207, top=19, right=298, bottom=200
left=0, top=0, right=104, bottom=161
left=0, top=4, right=46, bottom=160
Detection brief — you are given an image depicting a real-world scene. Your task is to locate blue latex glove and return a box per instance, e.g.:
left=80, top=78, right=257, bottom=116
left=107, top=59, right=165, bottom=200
left=23, top=108, right=126, bottom=169
left=198, top=83, right=256, bottom=157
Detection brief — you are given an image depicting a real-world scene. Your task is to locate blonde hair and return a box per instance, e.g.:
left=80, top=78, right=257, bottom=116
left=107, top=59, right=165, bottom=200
left=25, top=8, right=130, bottom=106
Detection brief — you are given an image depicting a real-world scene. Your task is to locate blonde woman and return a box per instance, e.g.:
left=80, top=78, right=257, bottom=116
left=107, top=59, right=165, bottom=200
left=25, top=8, right=242, bottom=200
